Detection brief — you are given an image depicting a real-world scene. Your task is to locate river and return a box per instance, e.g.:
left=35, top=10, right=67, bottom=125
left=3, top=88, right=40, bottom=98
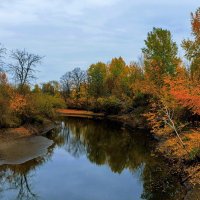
left=0, top=117, right=185, bottom=200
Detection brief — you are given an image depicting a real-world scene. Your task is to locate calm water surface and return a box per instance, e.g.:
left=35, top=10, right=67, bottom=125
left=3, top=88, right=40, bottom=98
left=0, top=117, right=185, bottom=200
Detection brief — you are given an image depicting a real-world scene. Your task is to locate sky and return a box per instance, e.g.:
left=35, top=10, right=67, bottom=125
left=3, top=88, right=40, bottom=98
left=0, top=0, right=199, bottom=83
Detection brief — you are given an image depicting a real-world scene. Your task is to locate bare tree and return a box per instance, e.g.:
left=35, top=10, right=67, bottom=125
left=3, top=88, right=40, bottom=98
left=71, top=68, right=87, bottom=98
left=9, top=49, right=43, bottom=89
left=60, top=71, right=73, bottom=102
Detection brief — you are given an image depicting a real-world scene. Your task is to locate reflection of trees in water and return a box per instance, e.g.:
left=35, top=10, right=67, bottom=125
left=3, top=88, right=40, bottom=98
left=140, top=163, right=185, bottom=200
left=61, top=118, right=150, bottom=173
left=63, top=123, right=86, bottom=158
left=0, top=166, right=38, bottom=200
left=0, top=146, right=54, bottom=200
left=60, top=117, right=185, bottom=200
left=12, top=173, right=37, bottom=200
left=48, top=123, right=86, bottom=158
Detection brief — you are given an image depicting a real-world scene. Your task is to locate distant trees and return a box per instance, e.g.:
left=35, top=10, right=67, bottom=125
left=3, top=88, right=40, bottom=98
left=182, top=8, right=200, bottom=80
left=60, top=58, right=145, bottom=113
left=9, top=49, right=43, bottom=92
left=142, top=28, right=179, bottom=85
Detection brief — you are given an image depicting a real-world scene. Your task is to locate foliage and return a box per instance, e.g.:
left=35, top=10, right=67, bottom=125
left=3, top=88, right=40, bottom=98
left=164, top=70, right=200, bottom=116
left=88, top=62, right=107, bottom=98
left=142, top=27, right=179, bottom=85
left=30, top=93, right=65, bottom=120
left=0, top=71, right=65, bottom=127
left=96, top=96, right=122, bottom=114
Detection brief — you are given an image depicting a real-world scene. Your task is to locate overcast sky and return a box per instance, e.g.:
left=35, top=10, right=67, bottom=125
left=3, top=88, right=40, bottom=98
left=0, top=0, right=199, bottom=82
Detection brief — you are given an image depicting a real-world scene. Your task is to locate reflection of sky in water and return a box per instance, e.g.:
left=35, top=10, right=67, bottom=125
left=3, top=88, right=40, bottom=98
left=34, top=148, right=142, bottom=200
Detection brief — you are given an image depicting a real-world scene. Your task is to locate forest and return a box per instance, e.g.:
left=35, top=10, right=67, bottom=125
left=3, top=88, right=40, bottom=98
left=0, top=7, right=199, bottom=160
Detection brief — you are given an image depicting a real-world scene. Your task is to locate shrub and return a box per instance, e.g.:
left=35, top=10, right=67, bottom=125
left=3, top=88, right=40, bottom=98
left=97, top=96, right=122, bottom=114
left=66, top=98, right=89, bottom=110
left=28, top=93, right=65, bottom=121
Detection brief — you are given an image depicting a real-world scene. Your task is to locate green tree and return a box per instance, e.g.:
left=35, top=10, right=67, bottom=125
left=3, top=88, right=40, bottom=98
left=182, top=7, right=200, bottom=80
left=142, top=28, right=178, bottom=84
left=88, top=62, right=107, bottom=98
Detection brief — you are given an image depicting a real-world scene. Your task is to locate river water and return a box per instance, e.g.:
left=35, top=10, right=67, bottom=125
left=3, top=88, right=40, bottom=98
left=0, top=117, right=185, bottom=200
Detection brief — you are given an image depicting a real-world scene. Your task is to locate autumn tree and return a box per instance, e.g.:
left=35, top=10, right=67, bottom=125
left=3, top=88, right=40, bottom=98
left=143, top=76, right=188, bottom=150
left=142, top=28, right=179, bottom=85
left=182, top=7, right=200, bottom=80
left=164, top=67, right=200, bottom=118
left=87, top=62, right=107, bottom=98
left=9, top=49, right=43, bottom=93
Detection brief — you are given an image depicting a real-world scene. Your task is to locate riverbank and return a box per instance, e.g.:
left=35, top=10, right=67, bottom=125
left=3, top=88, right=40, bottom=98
left=57, top=109, right=200, bottom=199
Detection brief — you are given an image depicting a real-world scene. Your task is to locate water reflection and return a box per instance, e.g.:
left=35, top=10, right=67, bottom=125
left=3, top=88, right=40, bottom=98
left=0, top=117, right=185, bottom=200
left=0, top=154, right=51, bottom=199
